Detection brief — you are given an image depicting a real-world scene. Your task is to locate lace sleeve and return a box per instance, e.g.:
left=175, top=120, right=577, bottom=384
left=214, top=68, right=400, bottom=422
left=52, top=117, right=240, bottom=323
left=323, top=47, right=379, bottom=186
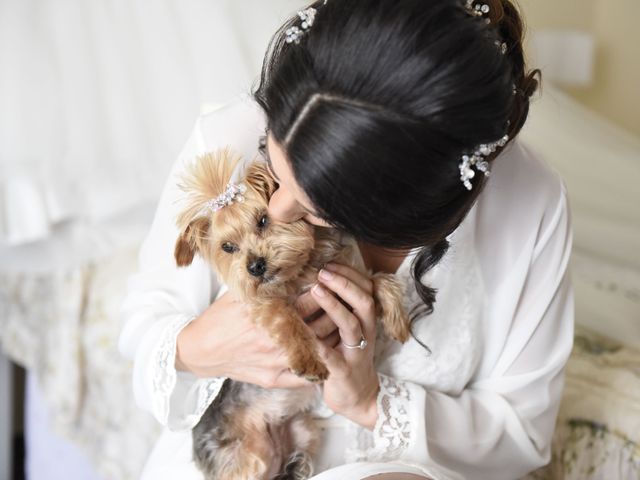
left=151, top=314, right=227, bottom=430
left=152, top=314, right=195, bottom=400
left=346, top=372, right=421, bottom=463
left=373, top=373, right=413, bottom=457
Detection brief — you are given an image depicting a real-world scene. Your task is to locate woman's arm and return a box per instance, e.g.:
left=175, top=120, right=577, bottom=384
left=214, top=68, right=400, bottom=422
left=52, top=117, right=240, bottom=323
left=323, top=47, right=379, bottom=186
left=118, top=116, right=228, bottom=430
left=366, top=186, right=574, bottom=479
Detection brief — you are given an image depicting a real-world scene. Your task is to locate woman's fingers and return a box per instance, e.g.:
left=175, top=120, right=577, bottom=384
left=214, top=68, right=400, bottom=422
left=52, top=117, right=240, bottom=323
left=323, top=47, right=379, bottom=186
left=312, top=283, right=365, bottom=346
left=295, top=290, right=322, bottom=320
left=317, top=268, right=376, bottom=333
left=320, top=329, right=341, bottom=349
left=324, top=262, right=373, bottom=294
left=307, top=313, right=338, bottom=339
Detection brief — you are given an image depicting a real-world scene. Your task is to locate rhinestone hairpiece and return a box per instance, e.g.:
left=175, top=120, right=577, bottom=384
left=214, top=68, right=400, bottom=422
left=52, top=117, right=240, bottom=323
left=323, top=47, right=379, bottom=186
left=284, top=0, right=328, bottom=44
left=459, top=0, right=509, bottom=190
left=465, top=0, right=491, bottom=21
left=464, top=0, right=507, bottom=54
left=201, top=182, right=247, bottom=214
left=459, top=134, right=509, bottom=190
left=285, top=8, right=318, bottom=44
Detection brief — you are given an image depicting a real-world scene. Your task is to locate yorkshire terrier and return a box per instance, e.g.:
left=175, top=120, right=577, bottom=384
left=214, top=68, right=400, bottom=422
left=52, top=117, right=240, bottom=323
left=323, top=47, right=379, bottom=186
left=173, top=147, right=411, bottom=480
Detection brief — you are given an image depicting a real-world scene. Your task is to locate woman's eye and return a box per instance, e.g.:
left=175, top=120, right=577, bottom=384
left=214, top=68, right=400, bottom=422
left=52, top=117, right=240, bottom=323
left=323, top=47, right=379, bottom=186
left=257, top=214, right=269, bottom=230
left=258, top=135, right=267, bottom=156
left=221, top=242, right=238, bottom=254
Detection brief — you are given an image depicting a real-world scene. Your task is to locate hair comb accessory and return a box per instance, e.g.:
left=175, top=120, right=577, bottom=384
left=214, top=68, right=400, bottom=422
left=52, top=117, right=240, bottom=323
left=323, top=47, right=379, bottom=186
left=285, top=8, right=318, bottom=44
left=464, top=0, right=507, bottom=55
left=201, top=182, right=247, bottom=214
left=459, top=134, right=509, bottom=190
left=284, top=1, right=327, bottom=45
left=465, top=0, right=491, bottom=23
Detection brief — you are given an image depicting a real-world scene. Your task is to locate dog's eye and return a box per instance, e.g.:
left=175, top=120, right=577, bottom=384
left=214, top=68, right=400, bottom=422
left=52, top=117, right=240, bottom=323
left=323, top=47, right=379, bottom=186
left=257, top=214, right=269, bottom=230
left=221, top=242, right=239, bottom=254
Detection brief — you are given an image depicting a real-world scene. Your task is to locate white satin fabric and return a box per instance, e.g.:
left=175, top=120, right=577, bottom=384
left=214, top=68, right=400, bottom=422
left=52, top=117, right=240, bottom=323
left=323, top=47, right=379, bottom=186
left=119, top=93, right=574, bottom=480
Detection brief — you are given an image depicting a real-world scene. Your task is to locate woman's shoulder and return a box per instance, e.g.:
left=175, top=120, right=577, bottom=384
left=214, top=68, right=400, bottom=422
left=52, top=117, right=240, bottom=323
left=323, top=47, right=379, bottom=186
left=476, top=137, right=569, bottom=236
left=196, top=92, right=266, bottom=161
left=469, top=137, right=571, bottom=287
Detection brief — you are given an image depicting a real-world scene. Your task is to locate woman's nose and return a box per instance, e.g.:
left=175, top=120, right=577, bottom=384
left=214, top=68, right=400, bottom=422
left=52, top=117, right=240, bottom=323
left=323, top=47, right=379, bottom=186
left=267, top=187, right=305, bottom=223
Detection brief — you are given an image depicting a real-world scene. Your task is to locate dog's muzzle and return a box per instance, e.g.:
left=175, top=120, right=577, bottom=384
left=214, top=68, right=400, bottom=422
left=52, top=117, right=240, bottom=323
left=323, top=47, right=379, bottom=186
left=247, top=257, right=267, bottom=277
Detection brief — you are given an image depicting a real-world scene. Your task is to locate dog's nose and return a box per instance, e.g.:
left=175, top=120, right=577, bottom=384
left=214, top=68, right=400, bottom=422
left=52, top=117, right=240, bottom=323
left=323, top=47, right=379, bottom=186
left=247, top=257, right=267, bottom=277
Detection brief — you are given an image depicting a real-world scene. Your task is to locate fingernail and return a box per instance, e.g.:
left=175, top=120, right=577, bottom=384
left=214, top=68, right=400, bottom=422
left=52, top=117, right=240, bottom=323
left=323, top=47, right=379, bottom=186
left=319, top=269, right=333, bottom=281
left=312, top=284, right=327, bottom=297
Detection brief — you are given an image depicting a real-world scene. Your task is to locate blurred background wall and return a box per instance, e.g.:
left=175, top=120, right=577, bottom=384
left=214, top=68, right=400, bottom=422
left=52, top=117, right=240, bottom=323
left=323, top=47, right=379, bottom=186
left=520, top=0, right=640, bottom=137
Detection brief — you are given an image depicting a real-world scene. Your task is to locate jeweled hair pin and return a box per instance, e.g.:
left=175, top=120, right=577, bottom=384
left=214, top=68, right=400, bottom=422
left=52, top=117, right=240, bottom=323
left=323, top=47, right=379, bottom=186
left=284, top=0, right=327, bottom=44
left=459, top=0, right=510, bottom=190
left=201, top=182, right=247, bottom=215
left=285, top=9, right=316, bottom=44
left=464, top=0, right=507, bottom=54
left=459, top=134, right=509, bottom=190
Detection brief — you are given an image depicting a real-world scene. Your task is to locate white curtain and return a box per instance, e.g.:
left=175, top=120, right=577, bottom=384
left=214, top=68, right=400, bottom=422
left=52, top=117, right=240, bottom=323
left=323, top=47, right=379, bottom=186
left=0, top=0, right=307, bottom=246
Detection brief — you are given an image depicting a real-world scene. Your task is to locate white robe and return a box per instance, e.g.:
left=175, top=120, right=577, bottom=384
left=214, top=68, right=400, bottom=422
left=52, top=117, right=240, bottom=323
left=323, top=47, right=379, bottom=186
left=118, top=92, right=574, bottom=480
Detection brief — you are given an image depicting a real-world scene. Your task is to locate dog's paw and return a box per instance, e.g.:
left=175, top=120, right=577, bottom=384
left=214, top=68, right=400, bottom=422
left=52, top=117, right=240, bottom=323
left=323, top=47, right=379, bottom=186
left=275, top=451, right=314, bottom=480
left=303, top=371, right=327, bottom=383
left=290, top=360, right=329, bottom=383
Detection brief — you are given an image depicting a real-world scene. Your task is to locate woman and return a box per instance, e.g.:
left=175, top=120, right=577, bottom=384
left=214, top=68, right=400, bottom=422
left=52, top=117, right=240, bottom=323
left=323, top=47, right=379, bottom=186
left=119, top=0, right=574, bottom=479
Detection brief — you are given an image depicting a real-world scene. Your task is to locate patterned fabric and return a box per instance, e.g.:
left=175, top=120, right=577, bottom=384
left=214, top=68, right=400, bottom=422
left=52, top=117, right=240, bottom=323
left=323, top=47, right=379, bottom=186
left=0, top=246, right=161, bottom=480
left=370, top=373, right=413, bottom=460
left=524, top=327, right=640, bottom=479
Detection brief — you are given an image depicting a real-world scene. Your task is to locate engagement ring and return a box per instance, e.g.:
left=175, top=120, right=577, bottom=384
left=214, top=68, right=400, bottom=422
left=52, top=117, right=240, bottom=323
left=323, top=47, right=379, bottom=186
left=342, top=335, right=368, bottom=350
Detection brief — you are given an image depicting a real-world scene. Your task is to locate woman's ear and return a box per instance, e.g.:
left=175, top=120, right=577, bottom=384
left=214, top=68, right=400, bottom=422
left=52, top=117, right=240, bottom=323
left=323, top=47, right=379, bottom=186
left=174, top=216, right=211, bottom=267
left=245, top=161, right=278, bottom=201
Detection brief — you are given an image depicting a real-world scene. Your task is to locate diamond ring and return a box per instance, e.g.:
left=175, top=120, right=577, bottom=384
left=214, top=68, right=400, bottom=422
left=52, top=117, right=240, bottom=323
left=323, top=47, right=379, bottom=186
left=342, top=335, right=368, bottom=350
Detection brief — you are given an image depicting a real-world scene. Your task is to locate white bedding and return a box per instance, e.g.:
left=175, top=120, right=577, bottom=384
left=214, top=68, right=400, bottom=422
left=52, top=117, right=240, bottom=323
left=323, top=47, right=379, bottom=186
left=520, top=84, right=640, bottom=271
left=520, top=84, right=640, bottom=350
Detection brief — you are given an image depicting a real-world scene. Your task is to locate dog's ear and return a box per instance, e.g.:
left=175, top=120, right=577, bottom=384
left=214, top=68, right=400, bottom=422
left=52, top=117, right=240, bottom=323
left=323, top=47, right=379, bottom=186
left=174, top=216, right=210, bottom=267
left=245, top=161, right=277, bottom=201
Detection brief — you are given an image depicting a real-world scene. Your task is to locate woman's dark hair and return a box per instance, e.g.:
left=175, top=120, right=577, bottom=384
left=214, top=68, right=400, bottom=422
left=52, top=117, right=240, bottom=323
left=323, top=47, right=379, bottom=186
left=252, top=0, right=541, bottom=319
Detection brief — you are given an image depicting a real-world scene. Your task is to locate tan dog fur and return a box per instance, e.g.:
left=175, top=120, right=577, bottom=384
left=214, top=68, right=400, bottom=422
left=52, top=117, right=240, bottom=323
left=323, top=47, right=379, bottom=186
left=174, top=147, right=410, bottom=479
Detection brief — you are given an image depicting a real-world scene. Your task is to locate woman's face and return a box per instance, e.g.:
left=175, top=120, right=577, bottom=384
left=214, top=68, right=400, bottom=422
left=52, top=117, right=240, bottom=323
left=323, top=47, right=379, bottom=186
left=264, top=133, right=331, bottom=227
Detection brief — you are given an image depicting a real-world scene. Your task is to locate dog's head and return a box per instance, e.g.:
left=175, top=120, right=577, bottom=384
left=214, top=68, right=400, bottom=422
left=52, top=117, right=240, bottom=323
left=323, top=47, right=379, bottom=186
left=174, top=147, right=315, bottom=298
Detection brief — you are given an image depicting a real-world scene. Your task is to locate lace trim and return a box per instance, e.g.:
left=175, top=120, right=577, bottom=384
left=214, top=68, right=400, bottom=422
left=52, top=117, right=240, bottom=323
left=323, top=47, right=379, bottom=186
left=346, top=372, right=413, bottom=462
left=373, top=372, right=412, bottom=458
left=194, top=376, right=226, bottom=420
left=152, top=315, right=196, bottom=397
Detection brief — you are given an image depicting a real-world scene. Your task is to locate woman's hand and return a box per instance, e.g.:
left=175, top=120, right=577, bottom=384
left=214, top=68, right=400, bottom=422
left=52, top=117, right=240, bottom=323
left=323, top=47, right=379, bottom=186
left=176, top=291, right=310, bottom=389
left=305, top=263, right=381, bottom=430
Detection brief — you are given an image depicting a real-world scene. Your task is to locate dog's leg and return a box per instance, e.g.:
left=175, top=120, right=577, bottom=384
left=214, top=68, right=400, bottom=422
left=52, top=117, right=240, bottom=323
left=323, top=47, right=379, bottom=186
left=275, top=451, right=314, bottom=480
left=276, top=413, right=318, bottom=480
left=252, top=301, right=329, bottom=382
left=372, top=273, right=411, bottom=343
left=193, top=399, right=277, bottom=480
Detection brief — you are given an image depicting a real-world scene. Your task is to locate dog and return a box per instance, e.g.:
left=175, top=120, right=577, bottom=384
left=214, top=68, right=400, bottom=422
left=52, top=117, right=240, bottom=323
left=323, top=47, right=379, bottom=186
left=173, top=146, right=411, bottom=480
